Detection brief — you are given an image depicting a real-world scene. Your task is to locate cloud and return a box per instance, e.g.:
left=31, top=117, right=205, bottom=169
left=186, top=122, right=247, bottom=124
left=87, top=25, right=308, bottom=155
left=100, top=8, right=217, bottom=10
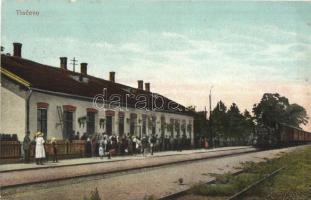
left=3, top=23, right=310, bottom=130
left=4, top=24, right=310, bottom=85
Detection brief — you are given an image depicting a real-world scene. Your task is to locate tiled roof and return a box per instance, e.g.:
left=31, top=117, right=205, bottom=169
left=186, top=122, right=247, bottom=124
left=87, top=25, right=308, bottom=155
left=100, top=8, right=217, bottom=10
left=1, top=54, right=193, bottom=116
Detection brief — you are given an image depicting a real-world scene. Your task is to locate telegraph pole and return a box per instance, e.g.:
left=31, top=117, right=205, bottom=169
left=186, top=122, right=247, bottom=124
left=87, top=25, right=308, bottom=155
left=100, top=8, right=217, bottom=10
left=209, top=86, right=214, bottom=148
left=70, top=57, right=78, bottom=72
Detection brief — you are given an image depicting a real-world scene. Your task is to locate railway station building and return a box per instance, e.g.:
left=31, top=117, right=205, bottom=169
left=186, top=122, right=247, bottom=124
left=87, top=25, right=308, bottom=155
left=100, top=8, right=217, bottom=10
left=1, top=43, right=195, bottom=144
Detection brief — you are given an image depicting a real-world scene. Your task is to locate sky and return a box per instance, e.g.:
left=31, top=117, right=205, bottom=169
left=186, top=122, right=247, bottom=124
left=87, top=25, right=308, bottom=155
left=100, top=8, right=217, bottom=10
left=1, top=0, right=311, bottom=131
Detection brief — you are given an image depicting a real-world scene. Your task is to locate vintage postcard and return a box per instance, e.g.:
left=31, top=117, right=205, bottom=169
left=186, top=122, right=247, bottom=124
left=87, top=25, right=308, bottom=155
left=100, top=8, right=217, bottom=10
left=1, top=1, right=310, bottom=200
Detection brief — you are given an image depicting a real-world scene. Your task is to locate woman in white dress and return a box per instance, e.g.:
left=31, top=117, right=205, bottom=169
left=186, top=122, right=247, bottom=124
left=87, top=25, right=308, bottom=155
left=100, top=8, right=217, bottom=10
left=35, top=131, right=46, bottom=165
left=98, top=144, right=104, bottom=159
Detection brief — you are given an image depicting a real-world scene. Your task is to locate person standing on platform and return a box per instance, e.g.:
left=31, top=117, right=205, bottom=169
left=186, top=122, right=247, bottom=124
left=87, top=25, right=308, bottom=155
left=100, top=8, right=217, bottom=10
left=23, top=131, right=31, bottom=163
left=103, top=135, right=108, bottom=156
left=106, top=136, right=112, bottom=159
left=150, top=135, right=156, bottom=155
left=99, top=143, right=104, bottom=159
left=86, top=137, right=92, bottom=157
left=181, top=134, right=186, bottom=151
left=204, top=137, right=209, bottom=149
left=132, top=136, right=137, bottom=155
left=170, top=136, right=174, bottom=151
left=177, top=135, right=182, bottom=152
left=35, top=131, right=46, bottom=165
left=164, top=135, right=169, bottom=151
left=127, top=134, right=133, bottom=154
left=51, top=137, right=58, bottom=163
left=141, top=135, right=148, bottom=156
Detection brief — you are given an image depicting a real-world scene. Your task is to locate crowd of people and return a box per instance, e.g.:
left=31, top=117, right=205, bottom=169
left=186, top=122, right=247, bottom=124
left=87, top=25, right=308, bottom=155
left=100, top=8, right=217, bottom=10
left=22, top=131, right=58, bottom=165
left=21, top=131, right=192, bottom=164
left=84, top=133, right=192, bottom=159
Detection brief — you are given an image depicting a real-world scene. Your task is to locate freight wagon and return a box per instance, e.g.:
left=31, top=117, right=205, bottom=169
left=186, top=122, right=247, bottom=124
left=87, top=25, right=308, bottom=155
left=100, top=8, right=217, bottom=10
left=254, top=123, right=311, bottom=147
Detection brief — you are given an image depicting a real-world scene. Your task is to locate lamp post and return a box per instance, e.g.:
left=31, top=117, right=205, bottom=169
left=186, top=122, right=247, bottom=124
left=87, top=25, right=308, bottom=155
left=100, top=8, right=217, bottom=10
left=209, top=86, right=214, bottom=148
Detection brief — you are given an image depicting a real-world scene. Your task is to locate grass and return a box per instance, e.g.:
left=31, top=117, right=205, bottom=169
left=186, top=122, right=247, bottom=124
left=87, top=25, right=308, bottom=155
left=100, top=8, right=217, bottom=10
left=190, top=145, right=311, bottom=199
left=191, top=172, right=262, bottom=197
left=250, top=146, right=311, bottom=199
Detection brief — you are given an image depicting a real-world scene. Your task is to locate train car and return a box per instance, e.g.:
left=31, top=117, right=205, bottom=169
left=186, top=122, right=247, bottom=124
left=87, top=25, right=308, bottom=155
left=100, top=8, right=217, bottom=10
left=255, top=123, right=311, bottom=147
left=278, top=123, right=311, bottom=145
left=307, top=130, right=311, bottom=141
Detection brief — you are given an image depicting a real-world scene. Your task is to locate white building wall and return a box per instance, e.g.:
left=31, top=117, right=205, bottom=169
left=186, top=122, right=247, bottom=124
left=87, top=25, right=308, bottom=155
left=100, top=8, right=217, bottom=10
left=0, top=80, right=27, bottom=141
left=28, top=91, right=194, bottom=143
left=29, top=92, right=99, bottom=139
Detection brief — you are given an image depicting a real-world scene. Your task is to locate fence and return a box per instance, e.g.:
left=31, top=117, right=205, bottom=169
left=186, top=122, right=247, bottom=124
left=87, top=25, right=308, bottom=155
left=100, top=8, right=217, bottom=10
left=0, top=141, right=21, bottom=160
left=29, top=140, right=86, bottom=159
left=0, top=140, right=86, bottom=163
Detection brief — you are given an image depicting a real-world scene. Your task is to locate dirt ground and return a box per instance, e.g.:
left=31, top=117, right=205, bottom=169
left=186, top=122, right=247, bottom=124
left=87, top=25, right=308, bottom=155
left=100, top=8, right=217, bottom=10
left=1, top=147, right=299, bottom=200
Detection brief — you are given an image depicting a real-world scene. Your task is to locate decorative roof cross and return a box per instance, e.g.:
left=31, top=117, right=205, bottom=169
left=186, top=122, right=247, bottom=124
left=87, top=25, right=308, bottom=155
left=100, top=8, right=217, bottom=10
left=70, top=57, right=78, bottom=72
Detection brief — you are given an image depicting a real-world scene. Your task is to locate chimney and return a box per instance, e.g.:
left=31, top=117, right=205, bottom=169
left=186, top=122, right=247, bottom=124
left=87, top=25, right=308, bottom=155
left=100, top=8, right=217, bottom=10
left=145, top=82, right=150, bottom=92
left=80, top=63, right=88, bottom=75
left=60, top=57, right=67, bottom=70
left=138, top=80, right=144, bottom=90
left=109, top=71, right=115, bottom=82
left=13, top=42, right=22, bottom=57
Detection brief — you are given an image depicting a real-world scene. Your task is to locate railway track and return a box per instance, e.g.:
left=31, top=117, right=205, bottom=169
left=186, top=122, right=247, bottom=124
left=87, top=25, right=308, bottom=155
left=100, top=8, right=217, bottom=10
left=159, top=166, right=284, bottom=200
left=158, top=170, right=243, bottom=200
left=227, top=167, right=284, bottom=200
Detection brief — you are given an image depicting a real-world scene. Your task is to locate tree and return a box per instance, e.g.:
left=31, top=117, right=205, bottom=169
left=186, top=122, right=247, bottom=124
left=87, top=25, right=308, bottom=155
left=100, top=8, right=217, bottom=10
left=227, top=103, right=244, bottom=144
left=187, top=105, right=196, bottom=111
left=194, top=111, right=209, bottom=147
left=225, top=104, right=255, bottom=145
left=211, top=102, right=255, bottom=146
left=211, top=101, right=228, bottom=146
left=243, top=110, right=255, bottom=132
left=242, top=109, right=255, bottom=144
left=253, top=93, right=308, bottom=128
left=285, top=103, right=308, bottom=127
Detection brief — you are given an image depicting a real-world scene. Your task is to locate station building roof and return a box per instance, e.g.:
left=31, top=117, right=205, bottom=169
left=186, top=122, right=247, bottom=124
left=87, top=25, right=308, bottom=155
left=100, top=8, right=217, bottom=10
left=1, top=53, right=194, bottom=117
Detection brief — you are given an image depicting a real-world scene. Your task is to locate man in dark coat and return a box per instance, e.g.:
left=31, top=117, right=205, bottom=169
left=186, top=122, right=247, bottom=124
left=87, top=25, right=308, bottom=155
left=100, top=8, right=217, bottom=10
left=23, top=131, right=31, bottom=163
left=51, top=137, right=58, bottom=162
left=181, top=134, right=187, bottom=151
left=85, top=137, right=92, bottom=157
left=169, top=136, right=174, bottom=150
left=141, top=136, right=148, bottom=156
left=150, top=135, right=157, bottom=155
left=163, top=135, right=168, bottom=151
left=177, top=135, right=182, bottom=152
left=132, top=136, right=137, bottom=155
left=106, top=137, right=112, bottom=159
